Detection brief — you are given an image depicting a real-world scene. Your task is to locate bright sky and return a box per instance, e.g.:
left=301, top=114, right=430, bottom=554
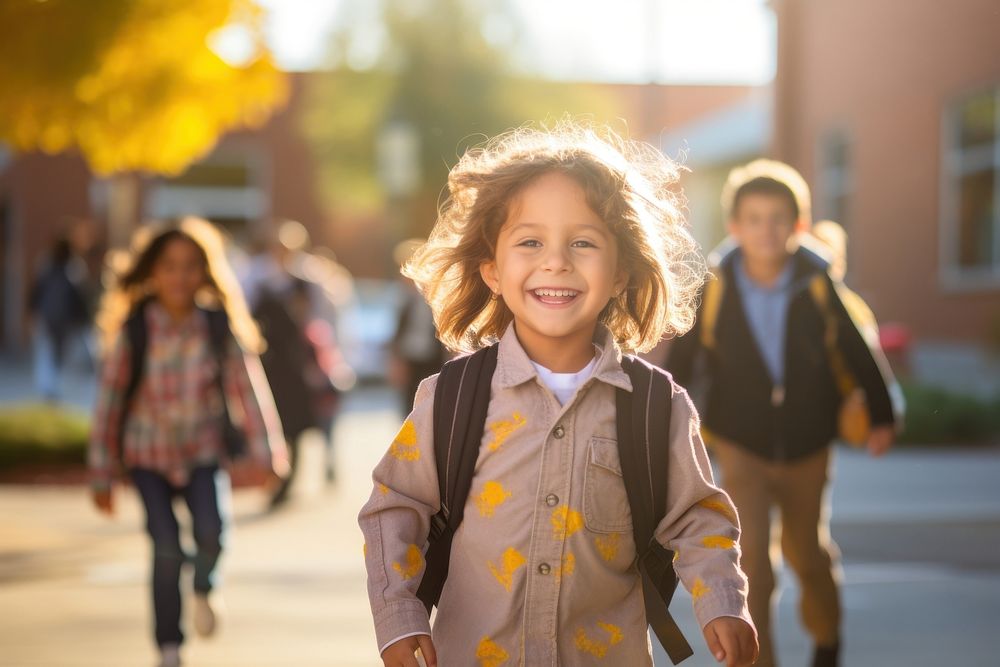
left=253, top=0, right=775, bottom=84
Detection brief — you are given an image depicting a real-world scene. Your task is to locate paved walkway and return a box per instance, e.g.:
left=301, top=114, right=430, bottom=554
left=1, top=375, right=999, bottom=666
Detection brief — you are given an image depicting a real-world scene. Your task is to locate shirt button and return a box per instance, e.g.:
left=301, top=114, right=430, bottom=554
left=545, top=494, right=559, bottom=507
left=553, top=425, right=565, bottom=439
left=538, top=563, right=551, bottom=575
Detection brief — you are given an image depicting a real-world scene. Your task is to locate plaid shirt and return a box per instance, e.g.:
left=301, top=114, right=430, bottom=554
left=89, top=302, right=286, bottom=488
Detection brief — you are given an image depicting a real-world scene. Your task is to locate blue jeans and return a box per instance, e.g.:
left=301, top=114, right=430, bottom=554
left=131, top=465, right=231, bottom=647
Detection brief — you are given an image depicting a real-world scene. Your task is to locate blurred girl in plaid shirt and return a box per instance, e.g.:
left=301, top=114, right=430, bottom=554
left=88, top=217, right=288, bottom=667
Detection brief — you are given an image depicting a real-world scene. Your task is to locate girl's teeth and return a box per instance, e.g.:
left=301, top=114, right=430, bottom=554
left=535, top=289, right=576, bottom=297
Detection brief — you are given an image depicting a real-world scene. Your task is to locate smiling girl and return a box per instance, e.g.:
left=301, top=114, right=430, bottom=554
left=89, top=217, right=287, bottom=667
left=359, top=124, right=758, bottom=667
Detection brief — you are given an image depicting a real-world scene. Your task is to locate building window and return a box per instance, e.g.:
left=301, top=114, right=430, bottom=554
left=145, top=147, right=268, bottom=243
left=817, top=129, right=853, bottom=229
left=943, top=88, right=1000, bottom=286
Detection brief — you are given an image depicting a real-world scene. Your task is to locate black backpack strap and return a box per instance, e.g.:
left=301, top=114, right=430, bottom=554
left=618, top=355, right=693, bottom=664
left=118, top=302, right=150, bottom=465
left=416, top=343, right=498, bottom=613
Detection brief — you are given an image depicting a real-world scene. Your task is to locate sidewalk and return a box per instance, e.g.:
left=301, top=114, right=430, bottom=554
left=0, top=388, right=398, bottom=667
left=1, top=367, right=998, bottom=665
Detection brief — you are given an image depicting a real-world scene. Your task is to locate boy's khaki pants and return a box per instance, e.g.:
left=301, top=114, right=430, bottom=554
left=711, top=440, right=842, bottom=667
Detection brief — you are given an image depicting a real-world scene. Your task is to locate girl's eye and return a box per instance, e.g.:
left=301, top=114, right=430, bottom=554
left=571, top=239, right=597, bottom=248
left=517, top=239, right=541, bottom=248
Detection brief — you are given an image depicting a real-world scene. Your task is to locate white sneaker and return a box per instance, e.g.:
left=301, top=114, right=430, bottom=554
left=193, top=593, right=218, bottom=638
left=158, top=643, right=181, bottom=667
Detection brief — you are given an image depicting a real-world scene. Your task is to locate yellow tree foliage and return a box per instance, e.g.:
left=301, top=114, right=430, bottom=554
left=0, top=0, right=288, bottom=175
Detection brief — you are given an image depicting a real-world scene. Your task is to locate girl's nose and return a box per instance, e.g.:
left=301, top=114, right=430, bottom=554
left=541, top=245, right=571, bottom=272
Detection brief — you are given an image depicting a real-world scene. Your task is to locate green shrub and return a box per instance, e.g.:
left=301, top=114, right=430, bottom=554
left=898, top=384, right=1000, bottom=444
left=0, top=404, right=90, bottom=469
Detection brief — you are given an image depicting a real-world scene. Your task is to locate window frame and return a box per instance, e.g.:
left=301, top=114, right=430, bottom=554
left=940, top=86, right=1000, bottom=292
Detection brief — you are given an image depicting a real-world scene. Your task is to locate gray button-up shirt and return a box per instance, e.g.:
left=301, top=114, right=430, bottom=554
left=359, top=324, right=751, bottom=665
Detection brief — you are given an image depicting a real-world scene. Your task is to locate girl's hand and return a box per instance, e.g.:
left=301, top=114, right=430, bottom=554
left=381, top=634, right=437, bottom=667
left=703, top=616, right=758, bottom=667
left=92, top=486, right=115, bottom=515
left=866, top=425, right=894, bottom=458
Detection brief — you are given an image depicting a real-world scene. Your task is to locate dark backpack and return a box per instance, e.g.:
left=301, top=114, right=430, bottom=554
left=414, top=344, right=694, bottom=665
left=118, top=301, right=246, bottom=463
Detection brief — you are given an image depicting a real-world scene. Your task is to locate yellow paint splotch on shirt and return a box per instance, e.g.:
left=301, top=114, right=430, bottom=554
left=551, top=505, right=584, bottom=540
left=389, top=420, right=420, bottom=461
left=556, top=552, right=575, bottom=579
left=392, top=544, right=424, bottom=581
left=475, top=481, right=512, bottom=518
left=594, top=533, right=621, bottom=562
left=488, top=547, right=526, bottom=592
left=476, top=636, right=510, bottom=667
left=691, top=577, right=711, bottom=601
left=486, top=412, right=527, bottom=452
left=697, top=497, right=737, bottom=524
left=574, top=621, right=624, bottom=658
left=597, top=622, right=624, bottom=646
left=702, top=535, right=736, bottom=550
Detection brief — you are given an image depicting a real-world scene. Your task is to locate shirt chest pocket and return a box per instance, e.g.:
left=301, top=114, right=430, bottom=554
left=583, top=437, right=633, bottom=534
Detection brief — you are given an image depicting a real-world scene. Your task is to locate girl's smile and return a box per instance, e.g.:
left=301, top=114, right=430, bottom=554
left=529, top=287, right=580, bottom=306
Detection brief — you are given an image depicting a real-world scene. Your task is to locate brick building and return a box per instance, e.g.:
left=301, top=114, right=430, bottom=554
left=0, top=73, right=751, bottom=351
left=772, top=0, right=1000, bottom=394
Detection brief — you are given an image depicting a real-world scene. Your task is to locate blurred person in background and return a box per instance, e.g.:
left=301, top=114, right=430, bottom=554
left=88, top=217, right=288, bottom=667
left=388, top=238, right=446, bottom=414
left=666, top=160, right=898, bottom=667
left=240, top=219, right=354, bottom=504
left=254, top=276, right=346, bottom=507
left=28, top=234, right=92, bottom=401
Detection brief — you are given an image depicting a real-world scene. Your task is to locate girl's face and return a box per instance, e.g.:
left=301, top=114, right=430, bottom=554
left=481, top=171, right=626, bottom=360
left=150, top=237, right=207, bottom=314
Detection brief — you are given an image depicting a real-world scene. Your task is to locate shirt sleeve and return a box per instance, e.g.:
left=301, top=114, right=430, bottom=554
left=826, top=276, right=896, bottom=428
left=224, top=333, right=287, bottom=470
left=88, top=332, right=130, bottom=490
left=379, top=632, right=432, bottom=656
left=653, top=386, right=753, bottom=631
left=358, top=374, right=441, bottom=651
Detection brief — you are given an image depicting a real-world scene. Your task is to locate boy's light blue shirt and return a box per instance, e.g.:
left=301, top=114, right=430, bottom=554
left=733, top=255, right=795, bottom=386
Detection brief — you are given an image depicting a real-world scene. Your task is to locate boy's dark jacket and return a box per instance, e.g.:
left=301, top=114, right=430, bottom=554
left=666, top=246, right=895, bottom=462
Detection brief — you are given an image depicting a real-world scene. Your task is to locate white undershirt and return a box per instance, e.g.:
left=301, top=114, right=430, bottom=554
left=531, top=355, right=598, bottom=405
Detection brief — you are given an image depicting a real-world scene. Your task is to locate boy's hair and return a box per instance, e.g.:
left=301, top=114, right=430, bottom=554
left=721, top=158, right=812, bottom=224
left=95, top=217, right=263, bottom=354
left=403, top=122, right=705, bottom=354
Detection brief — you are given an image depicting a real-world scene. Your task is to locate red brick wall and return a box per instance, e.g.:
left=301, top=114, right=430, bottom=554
left=772, top=0, right=1000, bottom=343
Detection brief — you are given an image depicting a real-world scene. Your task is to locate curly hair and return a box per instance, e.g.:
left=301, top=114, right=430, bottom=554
left=403, top=122, right=706, bottom=354
left=95, top=217, right=262, bottom=354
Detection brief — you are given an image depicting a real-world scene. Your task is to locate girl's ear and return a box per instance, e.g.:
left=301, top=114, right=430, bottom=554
left=480, top=261, right=499, bottom=294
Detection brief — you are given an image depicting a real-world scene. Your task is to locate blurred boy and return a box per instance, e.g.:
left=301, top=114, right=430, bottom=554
left=666, top=160, right=898, bottom=667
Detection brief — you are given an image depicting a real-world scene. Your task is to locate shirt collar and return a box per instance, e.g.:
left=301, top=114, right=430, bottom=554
left=495, top=322, right=633, bottom=393
left=146, top=300, right=202, bottom=333
left=734, top=253, right=795, bottom=293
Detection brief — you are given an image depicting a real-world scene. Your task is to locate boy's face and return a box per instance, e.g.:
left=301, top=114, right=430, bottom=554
left=728, top=193, right=801, bottom=265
